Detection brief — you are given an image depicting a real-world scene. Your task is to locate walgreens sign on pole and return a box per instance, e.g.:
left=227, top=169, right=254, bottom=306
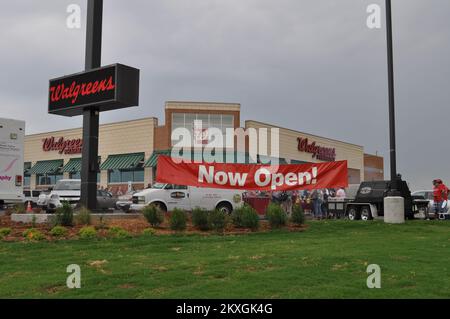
left=156, top=155, right=348, bottom=191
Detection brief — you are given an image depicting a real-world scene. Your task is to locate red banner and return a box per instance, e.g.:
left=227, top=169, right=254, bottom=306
left=155, top=155, right=348, bottom=191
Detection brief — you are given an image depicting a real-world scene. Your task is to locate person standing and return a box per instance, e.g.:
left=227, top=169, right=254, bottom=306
left=322, top=189, right=330, bottom=218
left=281, top=191, right=293, bottom=216
left=311, top=189, right=323, bottom=220
left=432, top=179, right=447, bottom=218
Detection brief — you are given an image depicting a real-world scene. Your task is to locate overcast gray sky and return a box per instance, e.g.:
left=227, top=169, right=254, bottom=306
left=1, top=0, right=449, bottom=190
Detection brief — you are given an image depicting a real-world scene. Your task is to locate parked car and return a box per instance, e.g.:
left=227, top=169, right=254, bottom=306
left=116, top=191, right=138, bottom=213
left=96, top=189, right=118, bottom=211
left=411, top=190, right=449, bottom=218
left=130, top=183, right=244, bottom=214
left=38, top=179, right=117, bottom=212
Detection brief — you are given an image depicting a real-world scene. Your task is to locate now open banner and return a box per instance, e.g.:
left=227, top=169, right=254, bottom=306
left=155, top=155, right=348, bottom=191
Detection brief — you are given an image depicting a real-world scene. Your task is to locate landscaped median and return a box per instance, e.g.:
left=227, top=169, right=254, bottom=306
left=0, top=202, right=306, bottom=242
left=0, top=220, right=448, bottom=298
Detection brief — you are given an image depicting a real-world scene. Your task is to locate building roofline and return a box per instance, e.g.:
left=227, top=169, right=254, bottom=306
left=165, top=101, right=241, bottom=108
left=25, top=116, right=158, bottom=137
left=245, top=119, right=364, bottom=148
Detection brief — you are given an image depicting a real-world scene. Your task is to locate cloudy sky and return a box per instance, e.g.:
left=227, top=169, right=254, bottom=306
left=1, top=0, right=449, bottom=190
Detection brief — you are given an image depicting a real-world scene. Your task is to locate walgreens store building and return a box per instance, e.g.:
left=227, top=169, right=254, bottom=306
left=23, top=101, right=384, bottom=194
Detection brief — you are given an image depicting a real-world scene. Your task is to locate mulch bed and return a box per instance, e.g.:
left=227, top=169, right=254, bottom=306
left=0, top=213, right=308, bottom=242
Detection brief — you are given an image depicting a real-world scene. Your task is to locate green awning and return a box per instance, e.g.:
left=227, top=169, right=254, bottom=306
left=62, top=158, right=81, bottom=173
left=62, top=157, right=101, bottom=173
left=144, top=150, right=171, bottom=167
left=144, top=149, right=286, bottom=167
left=28, top=159, right=64, bottom=175
left=100, top=153, right=144, bottom=170
left=291, top=159, right=308, bottom=164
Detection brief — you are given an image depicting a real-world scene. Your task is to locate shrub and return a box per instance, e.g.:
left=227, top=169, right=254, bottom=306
left=55, top=202, right=74, bottom=227
left=0, top=228, right=11, bottom=236
left=0, top=227, right=11, bottom=240
left=169, top=208, right=187, bottom=231
left=142, top=205, right=164, bottom=227
left=50, top=226, right=68, bottom=237
left=291, top=204, right=305, bottom=225
left=76, top=207, right=92, bottom=225
left=78, top=226, right=97, bottom=239
left=232, top=204, right=259, bottom=230
left=142, top=228, right=156, bottom=236
left=208, top=209, right=226, bottom=232
left=242, top=207, right=260, bottom=230
left=192, top=207, right=210, bottom=231
left=108, top=226, right=131, bottom=239
left=13, top=203, right=26, bottom=214
left=266, top=203, right=287, bottom=228
left=231, top=206, right=244, bottom=227
left=22, top=228, right=45, bottom=241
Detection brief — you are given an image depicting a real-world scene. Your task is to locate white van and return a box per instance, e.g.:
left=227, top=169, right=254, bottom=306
left=0, top=118, right=25, bottom=208
left=130, top=183, right=244, bottom=214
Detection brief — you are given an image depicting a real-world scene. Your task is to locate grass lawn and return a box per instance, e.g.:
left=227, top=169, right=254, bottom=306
left=0, top=220, right=449, bottom=298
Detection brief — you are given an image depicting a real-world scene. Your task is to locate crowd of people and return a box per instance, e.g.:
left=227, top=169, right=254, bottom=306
left=270, top=187, right=347, bottom=220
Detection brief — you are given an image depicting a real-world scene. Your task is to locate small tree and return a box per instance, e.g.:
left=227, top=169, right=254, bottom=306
left=232, top=204, right=259, bottom=230
left=169, top=208, right=187, bottom=231
left=231, top=205, right=245, bottom=228
left=192, top=207, right=210, bottom=231
left=208, top=209, right=227, bottom=233
left=55, top=202, right=74, bottom=227
left=143, top=205, right=164, bottom=227
left=266, top=203, right=287, bottom=228
left=291, top=204, right=305, bottom=225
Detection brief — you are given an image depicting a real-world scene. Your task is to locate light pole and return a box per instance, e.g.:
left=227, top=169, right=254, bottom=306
left=385, top=0, right=399, bottom=195
left=383, top=0, right=404, bottom=223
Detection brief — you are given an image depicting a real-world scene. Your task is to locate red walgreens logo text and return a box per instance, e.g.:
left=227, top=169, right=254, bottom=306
left=42, top=137, right=82, bottom=154
left=297, top=138, right=336, bottom=162
left=49, top=76, right=115, bottom=105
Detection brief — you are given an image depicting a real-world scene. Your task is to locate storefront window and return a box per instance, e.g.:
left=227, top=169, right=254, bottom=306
left=121, top=170, right=134, bottom=183
left=108, top=168, right=144, bottom=183
left=171, top=113, right=235, bottom=146
left=36, top=174, right=63, bottom=186
left=109, top=170, right=121, bottom=183
left=134, top=169, right=144, bottom=182
left=69, top=172, right=100, bottom=182
left=70, top=172, right=81, bottom=180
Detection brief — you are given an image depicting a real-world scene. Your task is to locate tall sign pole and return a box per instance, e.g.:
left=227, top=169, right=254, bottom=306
left=48, top=1, right=139, bottom=211
left=80, top=0, right=103, bottom=209
left=385, top=0, right=399, bottom=194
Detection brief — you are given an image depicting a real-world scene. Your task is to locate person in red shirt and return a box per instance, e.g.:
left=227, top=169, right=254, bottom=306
left=433, top=179, right=448, bottom=217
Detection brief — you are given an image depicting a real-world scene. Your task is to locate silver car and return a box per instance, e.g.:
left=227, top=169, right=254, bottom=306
left=38, top=179, right=117, bottom=212
left=411, top=190, right=449, bottom=218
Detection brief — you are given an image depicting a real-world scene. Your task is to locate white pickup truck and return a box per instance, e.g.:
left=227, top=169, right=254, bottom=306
left=130, top=183, right=244, bottom=214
